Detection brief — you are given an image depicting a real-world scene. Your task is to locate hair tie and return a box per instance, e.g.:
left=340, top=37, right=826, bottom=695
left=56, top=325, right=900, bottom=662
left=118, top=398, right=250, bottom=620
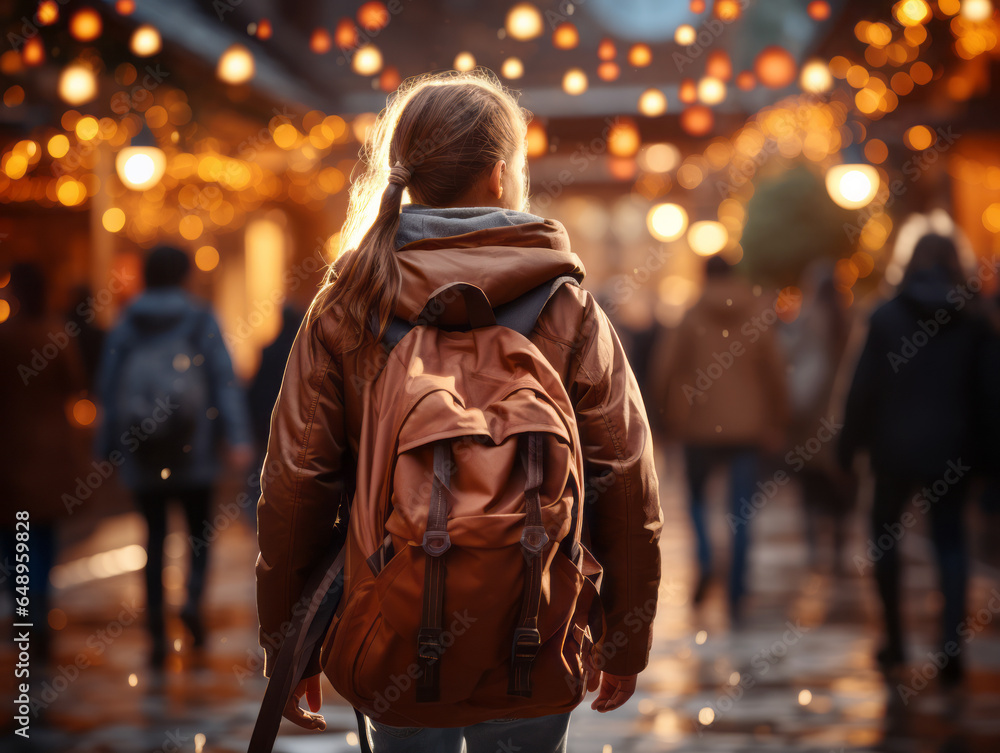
left=387, top=162, right=411, bottom=187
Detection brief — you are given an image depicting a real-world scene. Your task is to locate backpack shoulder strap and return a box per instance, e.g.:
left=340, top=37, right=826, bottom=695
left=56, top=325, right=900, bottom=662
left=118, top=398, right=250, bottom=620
left=494, top=275, right=580, bottom=338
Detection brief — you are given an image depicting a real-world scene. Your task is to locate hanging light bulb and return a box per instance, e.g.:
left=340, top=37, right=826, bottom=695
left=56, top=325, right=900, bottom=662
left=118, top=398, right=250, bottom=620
left=116, top=126, right=166, bottom=191
left=130, top=25, right=162, bottom=57
left=825, top=164, right=879, bottom=209
left=58, top=63, right=97, bottom=105
left=217, top=44, right=255, bottom=84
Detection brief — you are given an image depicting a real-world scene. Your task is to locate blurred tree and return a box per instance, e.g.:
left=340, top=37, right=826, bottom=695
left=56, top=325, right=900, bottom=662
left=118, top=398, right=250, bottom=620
left=741, top=163, right=854, bottom=286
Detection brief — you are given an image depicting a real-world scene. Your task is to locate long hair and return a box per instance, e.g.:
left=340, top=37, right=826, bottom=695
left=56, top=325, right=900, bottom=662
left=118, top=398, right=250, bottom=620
left=310, top=70, right=529, bottom=351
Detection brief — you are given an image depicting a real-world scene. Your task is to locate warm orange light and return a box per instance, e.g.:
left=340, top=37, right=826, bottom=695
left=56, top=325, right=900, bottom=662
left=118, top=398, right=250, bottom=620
left=379, top=66, right=402, bottom=91
left=754, top=46, right=797, bottom=88
left=526, top=121, right=548, bottom=158
left=800, top=59, right=833, bottom=92
left=59, top=63, right=97, bottom=105
left=506, top=3, right=543, bottom=41
left=825, top=164, right=879, bottom=209
left=352, top=45, right=382, bottom=75
left=628, top=44, right=653, bottom=67
left=910, top=61, right=933, bottom=85
left=638, top=88, right=667, bottom=116
left=3, top=85, right=24, bottom=107
left=553, top=22, right=579, bottom=49
left=714, top=0, right=742, bottom=20
left=864, top=139, right=889, bottom=164
left=256, top=19, right=273, bottom=39
left=598, top=61, right=620, bottom=81
left=217, top=44, right=255, bottom=84
left=116, top=0, right=135, bottom=14
left=894, top=0, right=932, bottom=25
left=37, top=1, right=59, bottom=24
left=130, top=25, right=161, bottom=56
left=47, top=134, right=70, bottom=158
left=688, top=221, right=728, bottom=255
left=904, top=125, right=935, bottom=149
left=102, top=207, right=126, bottom=232
left=598, top=38, right=616, bottom=60
left=679, top=78, right=697, bottom=103
left=680, top=105, right=714, bottom=136
left=311, top=28, right=332, bottom=53
left=56, top=177, right=86, bottom=206
left=335, top=18, right=358, bottom=49
left=829, top=56, right=851, bottom=78
left=807, top=0, right=831, bottom=19
left=116, top=147, right=166, bottom=190
left=72, top=399, right=97, bottom=426
left=735, top=70, right=756, bottom=90
left=23, top=37, right=45, bottom=66
left=562, top=68, right=588, bottom=95
left=675, top=24, right=697, bottom=45
left=647, top=203, right=688, bottom=241
left=502, top=57, right=524, bottom=79
left=698, top=77, right=727, bottom=104
left=69, top=8, right=102, bottom=41
left=195, top=246, right=220, bottom=272
left=891, top=71, right=914, bottom=95
left=453, top=52, right=476, bottom=72
left=982, top=203, right=1000, bottom=232
left=961, top=0, right=994, bottom=21
left=608, top=119, right=641, bottom=158
left=706, top=51, right=732, bottom=81
left=357, top=1, right=390, bottom=31
left=691, top=0, right=706, bottom=11
left=867, top=22, right=893, bottom=46
left=179, top=215, right=203, bottom=241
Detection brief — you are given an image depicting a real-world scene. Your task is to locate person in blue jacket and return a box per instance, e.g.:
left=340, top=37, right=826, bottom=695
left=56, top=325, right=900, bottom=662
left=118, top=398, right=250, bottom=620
left=96, top=245, right=253, bottom=666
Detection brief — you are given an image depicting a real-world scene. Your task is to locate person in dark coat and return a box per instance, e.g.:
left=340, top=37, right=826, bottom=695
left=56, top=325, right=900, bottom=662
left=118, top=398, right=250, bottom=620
left=839, top=233, right=987, bottom=685
left=0, top=263, right=89, bottom=664
left=781, top=262, right=854, bottom=574
left=96, top=245, right=253, bottom=666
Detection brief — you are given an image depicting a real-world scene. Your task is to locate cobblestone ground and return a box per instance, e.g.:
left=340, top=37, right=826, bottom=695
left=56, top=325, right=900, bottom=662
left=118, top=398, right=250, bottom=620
left=3, top=450, right=999, bottom=752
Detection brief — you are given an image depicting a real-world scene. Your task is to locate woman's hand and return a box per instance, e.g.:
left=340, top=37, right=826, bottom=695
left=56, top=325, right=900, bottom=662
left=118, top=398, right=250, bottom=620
left=582, top=646, right=638, bottom=712
left=591, top=672, right=638, bottom=712
left=283, top=674, right=327, bottom=731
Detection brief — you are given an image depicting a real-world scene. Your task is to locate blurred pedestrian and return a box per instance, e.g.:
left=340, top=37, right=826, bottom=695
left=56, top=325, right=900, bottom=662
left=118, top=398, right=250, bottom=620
left=839, top=233, right=987, bottom=685
left=657, top=255, right=789, bottom=622
left=96, top=245, right=252, bottom=666
left=66, top=283, right=106, bottom=392
left=257, top=71, right=661, bottom=751
left=0, top=263, right=89, bottom=665
left=781, top=261, right=855, bottom=575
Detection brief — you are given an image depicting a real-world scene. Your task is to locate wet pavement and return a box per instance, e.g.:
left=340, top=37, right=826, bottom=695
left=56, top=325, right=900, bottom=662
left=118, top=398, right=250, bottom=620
left=3, top=448, right=1000, bottom=752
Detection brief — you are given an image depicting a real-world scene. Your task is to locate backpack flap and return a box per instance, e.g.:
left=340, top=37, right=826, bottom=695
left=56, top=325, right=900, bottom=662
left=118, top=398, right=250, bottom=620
left=378, top=275, right=580, bottom=351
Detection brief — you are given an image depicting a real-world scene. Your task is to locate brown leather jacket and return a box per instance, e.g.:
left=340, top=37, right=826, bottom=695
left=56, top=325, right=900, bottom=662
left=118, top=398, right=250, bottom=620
left=256, top=219, right=662, bottom=679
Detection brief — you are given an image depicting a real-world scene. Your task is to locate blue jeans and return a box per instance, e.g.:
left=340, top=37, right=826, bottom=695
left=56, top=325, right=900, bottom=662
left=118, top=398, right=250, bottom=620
left=684, top=445, right=760, bottom=616
left=365, top=712, right=572, bottom=753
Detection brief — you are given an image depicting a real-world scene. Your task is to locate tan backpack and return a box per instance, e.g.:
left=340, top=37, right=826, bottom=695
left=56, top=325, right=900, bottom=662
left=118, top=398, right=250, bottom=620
left=323, top=279, right=605, bottom=728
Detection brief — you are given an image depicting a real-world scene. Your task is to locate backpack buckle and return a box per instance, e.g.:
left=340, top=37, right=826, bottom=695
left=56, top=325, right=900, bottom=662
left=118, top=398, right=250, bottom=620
left=418, top=627, right=444, bottom=662
left=511, top=627, right=541, bottom=660
left=422, top=531, right=451, bottom=556
left=520, top=526, right=549, bottom=556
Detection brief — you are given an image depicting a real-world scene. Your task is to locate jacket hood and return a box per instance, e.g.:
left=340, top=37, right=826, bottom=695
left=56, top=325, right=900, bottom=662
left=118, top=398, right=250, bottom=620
left=693, top=276, right=762, bottom=325
left=124, top=288, right=200, bottom=332
left=898, top=264, right=957, bottom=314
left=392, top=205, right=585, bottom=324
